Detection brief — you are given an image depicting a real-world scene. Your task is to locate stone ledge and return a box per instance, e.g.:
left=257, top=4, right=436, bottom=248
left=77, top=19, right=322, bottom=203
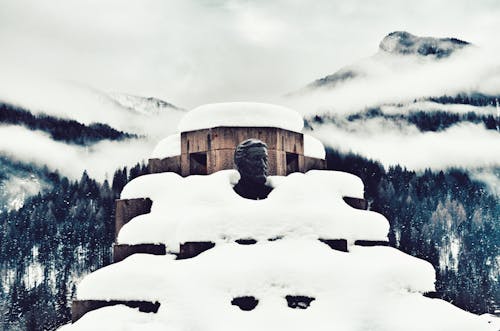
left=113, top=244, right=166, bottom=263
left=319, top=239, right=348, bottom=252
left=178, top=241, right=215, bottom=259
left=354, top=240, right=389, bottom=247
left=343, top=197, right=367, bottom=210
left=71, top=300, right=160, bottom=323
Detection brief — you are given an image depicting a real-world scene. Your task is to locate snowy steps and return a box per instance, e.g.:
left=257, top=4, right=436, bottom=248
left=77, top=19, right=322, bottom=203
left=112, top=194, right=373, bottom=263
left=113, top=238, right=390, bottom=263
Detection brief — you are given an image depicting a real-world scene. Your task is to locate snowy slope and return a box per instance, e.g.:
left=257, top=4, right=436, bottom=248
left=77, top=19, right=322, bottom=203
left=302, top=31, right=471, bottom=93
left=107, top=93, right=184, bottom=116
left=289, top=31, right=498, bottom=117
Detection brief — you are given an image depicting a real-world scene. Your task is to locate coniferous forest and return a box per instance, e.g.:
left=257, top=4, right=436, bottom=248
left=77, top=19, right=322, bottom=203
left=0, top=163, right=148, bottom=330
left=0, top=103, right=137, bottom=146
left=0, top=150, right=498, bottom=330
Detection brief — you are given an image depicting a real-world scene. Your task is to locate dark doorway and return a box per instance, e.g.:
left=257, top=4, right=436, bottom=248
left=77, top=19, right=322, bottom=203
left=285, top=295, right=315, bottom=309
left=190, top=152, right=207, bottom=175
left=286, top=153, right=299, bottom=175
left=231, top=296, right=259, bottom=311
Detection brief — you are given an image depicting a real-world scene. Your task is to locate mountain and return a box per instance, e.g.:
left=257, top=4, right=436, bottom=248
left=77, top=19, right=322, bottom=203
left=379, top=31, right=470, bottom=58
left=0, top=100, right=139, bottom=210
left=303, top=31, right=472, bottom=91
left=287, top=31, right=500, bottom=196
left=107, top=93, right=184, bottom=116
left=0, top=90, right=183, bottom=211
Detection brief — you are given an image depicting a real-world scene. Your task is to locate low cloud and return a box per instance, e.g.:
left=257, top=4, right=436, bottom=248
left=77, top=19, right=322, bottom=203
left=1, top=0, right=500, bottom=108
left=0, top=125, right=159, bottom=181
left=285, top=47, right=500, bottom=116
left=380, top=102, right=498, bottom=116
left=0, top=78, right=185, bottom=140
left=311, top=120, right=500, bottom=171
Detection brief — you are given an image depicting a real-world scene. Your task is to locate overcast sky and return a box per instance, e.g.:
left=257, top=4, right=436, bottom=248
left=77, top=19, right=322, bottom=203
left=1, top=0, right=500, bottom=109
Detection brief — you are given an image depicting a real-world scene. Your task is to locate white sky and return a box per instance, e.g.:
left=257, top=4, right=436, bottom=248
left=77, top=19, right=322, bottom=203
left=1, top=0, right=500, bottom=109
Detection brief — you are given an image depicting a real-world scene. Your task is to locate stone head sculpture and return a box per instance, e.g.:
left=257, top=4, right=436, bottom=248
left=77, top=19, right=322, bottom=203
left=233, top=139, right=272, bottom=200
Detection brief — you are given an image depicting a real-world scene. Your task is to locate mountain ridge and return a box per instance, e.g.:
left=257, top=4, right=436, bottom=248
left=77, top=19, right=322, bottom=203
left=302, top=31, right=471, bottom=91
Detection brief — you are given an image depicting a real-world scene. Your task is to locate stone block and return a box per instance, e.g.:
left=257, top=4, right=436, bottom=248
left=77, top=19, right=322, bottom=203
left=303, top=156, right=326, bottom=172
left=319, top=239, right=348, bottom=252
left=113, top=244, right=166, bottom=263
left=115, top=198, right=153, bottom=240
left=148, top=156, right=181, bottom=174
left=178, top=242, right=215, bottom=259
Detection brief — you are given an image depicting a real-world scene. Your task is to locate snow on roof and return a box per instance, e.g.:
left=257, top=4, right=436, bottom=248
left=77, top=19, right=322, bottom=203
left=150, top=133, right=181, bottom=159
left=117, top=170, right=386, bottom=247
left=303, top=134, right=326, bottom=159
left=178, top=102, right=304, bottom=133
left=65, top=242, right=495, bottom=331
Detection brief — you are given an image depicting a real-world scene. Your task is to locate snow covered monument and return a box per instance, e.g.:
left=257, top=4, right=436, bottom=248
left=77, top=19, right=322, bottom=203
left=62, top=103, right=496, bottom=331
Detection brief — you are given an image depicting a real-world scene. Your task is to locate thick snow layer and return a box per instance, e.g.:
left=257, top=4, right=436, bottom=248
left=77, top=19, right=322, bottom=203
left=64, top=242, right=495, bottom=331
left=303, top=134, right=325, bottom=159
left=118, top=170, right=386, bottom=248
left=77, top=243, right=435, bottom=301
left=178, top=102, right=304, bottom=133
left=150, top=133, right=181, bottom=159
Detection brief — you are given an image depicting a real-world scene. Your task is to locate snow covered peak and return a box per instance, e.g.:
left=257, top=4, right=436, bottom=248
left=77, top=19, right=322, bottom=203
left=108, top=93, right=182, bottom=116
left=178, top=102, right=304, bottom=133
left=379, top=31, right=470, bottom=58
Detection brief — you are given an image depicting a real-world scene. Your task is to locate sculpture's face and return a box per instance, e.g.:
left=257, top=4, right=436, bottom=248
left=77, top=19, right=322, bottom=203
left=239, top=146, right=269, bottom=184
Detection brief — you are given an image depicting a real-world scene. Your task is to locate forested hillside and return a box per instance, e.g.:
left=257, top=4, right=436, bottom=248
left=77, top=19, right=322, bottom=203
left=0, top=157, right=57, bottom=211
left=305, top=93, right=499, bottom=133
left=326, top=149, right=499, bottom=314
left=0, top=102, right=137, bottom=146
left=0, top=163, right=148, bottom=330
left=0, top=151, right=498, bottom=330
